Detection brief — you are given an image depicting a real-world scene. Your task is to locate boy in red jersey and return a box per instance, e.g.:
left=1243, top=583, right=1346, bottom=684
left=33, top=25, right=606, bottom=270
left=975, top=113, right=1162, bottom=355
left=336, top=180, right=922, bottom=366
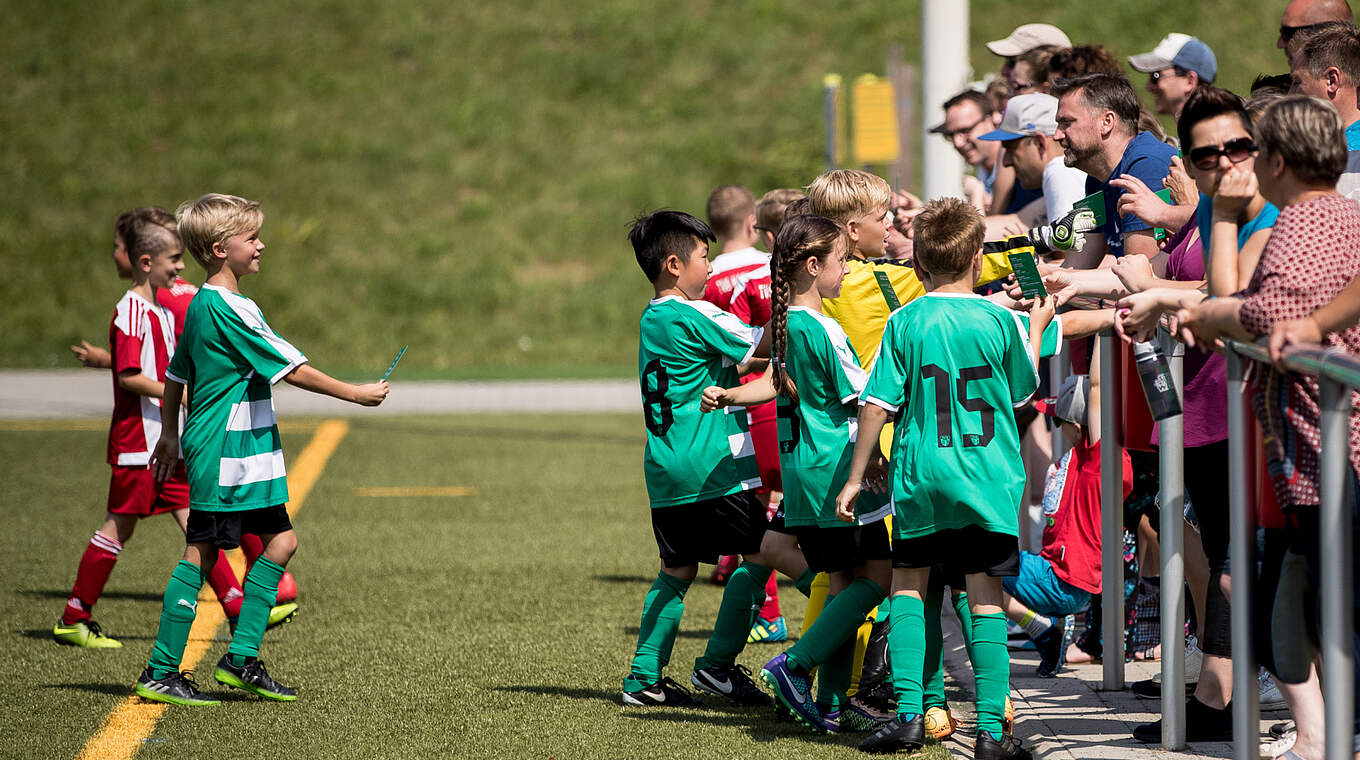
left=71, top=209, right=300, bottom=611
left=54, top=213, right=250, bottom=647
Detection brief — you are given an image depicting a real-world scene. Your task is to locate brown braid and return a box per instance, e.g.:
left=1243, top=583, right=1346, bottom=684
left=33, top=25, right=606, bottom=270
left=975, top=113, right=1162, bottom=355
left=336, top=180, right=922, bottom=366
left=770, top=214, right=849, bottom=404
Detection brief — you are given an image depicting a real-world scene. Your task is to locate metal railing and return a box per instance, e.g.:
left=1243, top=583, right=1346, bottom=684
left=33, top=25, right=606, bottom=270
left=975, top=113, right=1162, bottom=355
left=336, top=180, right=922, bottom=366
left=1086, top=330, right=1360, bottom=758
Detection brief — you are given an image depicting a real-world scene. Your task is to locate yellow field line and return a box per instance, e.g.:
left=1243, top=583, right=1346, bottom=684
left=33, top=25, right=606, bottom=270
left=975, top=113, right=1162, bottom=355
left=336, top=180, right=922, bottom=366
left=75, top=419, right=350, bottom=760
left=356, top=486, right=476, bottom=497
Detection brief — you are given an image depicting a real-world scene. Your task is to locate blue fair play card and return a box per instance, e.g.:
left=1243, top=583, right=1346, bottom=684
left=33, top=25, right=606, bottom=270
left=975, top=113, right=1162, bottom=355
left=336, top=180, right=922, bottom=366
left=380, top=346, right=408, bottom=381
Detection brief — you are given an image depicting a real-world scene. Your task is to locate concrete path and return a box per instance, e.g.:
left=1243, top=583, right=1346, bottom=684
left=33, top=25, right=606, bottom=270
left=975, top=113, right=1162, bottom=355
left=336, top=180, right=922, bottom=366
left=939, top=609, right=1287, bottom=759
left=0, top=370, right=640, bottom=419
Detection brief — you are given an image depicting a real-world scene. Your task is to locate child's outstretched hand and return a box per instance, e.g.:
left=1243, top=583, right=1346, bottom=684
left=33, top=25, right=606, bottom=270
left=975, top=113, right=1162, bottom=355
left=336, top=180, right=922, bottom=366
left=352, top=381, right=389, bottom=406
left=700, top=385, right=732, bottom=413
left=1029, top=293, right=1056, bottom=329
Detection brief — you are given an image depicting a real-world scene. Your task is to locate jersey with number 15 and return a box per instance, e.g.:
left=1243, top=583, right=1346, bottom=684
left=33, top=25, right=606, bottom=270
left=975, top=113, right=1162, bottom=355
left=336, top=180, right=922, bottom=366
left=638, top=296, right=764, bottom=509
left=862, top=293, right=1057, bottom=539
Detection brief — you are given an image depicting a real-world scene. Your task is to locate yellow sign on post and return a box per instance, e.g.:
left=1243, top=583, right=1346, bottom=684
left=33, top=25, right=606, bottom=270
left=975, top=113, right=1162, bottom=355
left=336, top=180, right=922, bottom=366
left=851, top=74, right=900, bottom=165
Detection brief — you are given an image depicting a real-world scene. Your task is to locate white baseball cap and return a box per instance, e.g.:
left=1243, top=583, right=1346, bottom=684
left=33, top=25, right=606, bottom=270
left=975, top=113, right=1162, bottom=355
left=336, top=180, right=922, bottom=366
left=987, top=24, right=1072, bottom=57
left=977, top=93, right=1060, bottom=141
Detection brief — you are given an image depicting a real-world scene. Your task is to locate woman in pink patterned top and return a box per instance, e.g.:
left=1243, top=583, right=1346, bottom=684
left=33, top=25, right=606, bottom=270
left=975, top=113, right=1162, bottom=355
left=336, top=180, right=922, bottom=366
left=1178, top=95, right=1360, bottom=744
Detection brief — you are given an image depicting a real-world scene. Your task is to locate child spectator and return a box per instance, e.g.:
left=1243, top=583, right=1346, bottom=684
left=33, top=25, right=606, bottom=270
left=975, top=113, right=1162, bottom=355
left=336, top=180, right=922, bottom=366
left=841, top=198, right=1053, bottom=760
left=133, top=194, right=388, bottom=706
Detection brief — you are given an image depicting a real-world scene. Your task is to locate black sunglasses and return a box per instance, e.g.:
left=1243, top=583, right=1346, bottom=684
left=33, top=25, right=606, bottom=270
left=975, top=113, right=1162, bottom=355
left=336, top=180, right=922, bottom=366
left=1188, top=137, right=1259, bottom=171
left=1148, top=68, right=1185, bottom=83
left=1280, top=21, right=1332, bottom=44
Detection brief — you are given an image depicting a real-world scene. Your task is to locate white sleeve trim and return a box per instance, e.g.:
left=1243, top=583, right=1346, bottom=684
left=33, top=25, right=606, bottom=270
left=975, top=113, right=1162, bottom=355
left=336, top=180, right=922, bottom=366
left=862, top=395, right=899, bottom=413
left=268, top=356, right=308, bottom=385
left=164, top=369, right=188, bottom=385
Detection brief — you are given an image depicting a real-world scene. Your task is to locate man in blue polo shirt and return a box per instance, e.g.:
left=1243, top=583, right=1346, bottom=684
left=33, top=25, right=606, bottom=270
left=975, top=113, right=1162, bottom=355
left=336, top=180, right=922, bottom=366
left=1052, top=72, right=1190, bottom=264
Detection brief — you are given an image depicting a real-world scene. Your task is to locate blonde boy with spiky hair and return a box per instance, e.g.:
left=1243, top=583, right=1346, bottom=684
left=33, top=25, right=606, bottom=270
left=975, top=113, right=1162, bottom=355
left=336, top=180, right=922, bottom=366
left=134, top=193, right=389, bottom=706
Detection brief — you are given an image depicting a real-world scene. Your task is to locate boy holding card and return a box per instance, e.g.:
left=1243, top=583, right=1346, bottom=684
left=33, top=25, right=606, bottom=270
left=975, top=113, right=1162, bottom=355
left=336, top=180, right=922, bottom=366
left=841, top=198, right=1052, bottom=760
left=134, top=193, right=389, bottom=706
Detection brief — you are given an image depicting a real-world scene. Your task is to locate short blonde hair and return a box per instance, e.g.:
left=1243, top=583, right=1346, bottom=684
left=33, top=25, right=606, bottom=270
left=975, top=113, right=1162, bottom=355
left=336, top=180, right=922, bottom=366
left=176, top=193, right=264, bottom=268
left=705, top=185, right=756, bottom=239
left=755, top=188, right=806, bottom=235
left=1255, top=95, right=1347, bottom=187
left=912, top=197, right=985, bottom=278
left=805, top=169, right=891, bottom=225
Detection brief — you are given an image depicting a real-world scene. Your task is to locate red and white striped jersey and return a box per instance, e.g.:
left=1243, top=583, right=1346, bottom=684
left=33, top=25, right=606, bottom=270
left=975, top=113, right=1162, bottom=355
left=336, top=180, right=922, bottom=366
left=702, top=247, right=768, bottom=313
left=729, top=263, right=773, bottom=328
left=107, top=291, right=179, bottom=466
left=156, top=277, right=198, bottom=339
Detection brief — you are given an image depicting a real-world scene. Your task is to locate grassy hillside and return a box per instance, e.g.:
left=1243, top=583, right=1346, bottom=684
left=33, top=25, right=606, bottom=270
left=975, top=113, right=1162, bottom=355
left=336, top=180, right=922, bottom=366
left=2, top=0, right=1290, bottom=377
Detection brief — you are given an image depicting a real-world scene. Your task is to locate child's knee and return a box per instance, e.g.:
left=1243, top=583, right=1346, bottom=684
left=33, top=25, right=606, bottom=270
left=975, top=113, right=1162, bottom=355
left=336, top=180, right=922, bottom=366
left=264, top=531, right=298, bottom=563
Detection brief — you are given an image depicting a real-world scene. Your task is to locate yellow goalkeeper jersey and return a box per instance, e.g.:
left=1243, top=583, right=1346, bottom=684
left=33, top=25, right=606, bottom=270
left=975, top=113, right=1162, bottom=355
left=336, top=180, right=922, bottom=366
left=823, top=236, right=1025, bottom=368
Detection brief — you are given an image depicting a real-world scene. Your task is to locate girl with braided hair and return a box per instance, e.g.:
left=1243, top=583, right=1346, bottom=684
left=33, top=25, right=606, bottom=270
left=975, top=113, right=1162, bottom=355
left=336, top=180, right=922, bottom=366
left=702, top=214, right=892, bottom=735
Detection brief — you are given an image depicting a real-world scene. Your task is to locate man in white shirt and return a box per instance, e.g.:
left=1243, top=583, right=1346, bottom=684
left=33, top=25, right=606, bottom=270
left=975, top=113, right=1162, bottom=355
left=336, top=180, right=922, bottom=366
left=979, top=93, right=1089, bottom=226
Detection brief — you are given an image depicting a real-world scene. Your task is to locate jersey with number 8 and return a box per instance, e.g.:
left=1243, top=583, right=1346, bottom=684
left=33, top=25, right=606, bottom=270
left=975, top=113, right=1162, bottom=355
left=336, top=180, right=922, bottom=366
left=861, top=293, right=1049, bottom=539
left=638, top=296, right=764, bottom=508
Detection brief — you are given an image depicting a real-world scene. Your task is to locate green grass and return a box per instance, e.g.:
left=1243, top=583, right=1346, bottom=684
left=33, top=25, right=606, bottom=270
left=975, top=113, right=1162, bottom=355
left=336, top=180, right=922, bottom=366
left=2, top=414, right=958, bottom=759
left=3, top=1, right=1290, bottom=377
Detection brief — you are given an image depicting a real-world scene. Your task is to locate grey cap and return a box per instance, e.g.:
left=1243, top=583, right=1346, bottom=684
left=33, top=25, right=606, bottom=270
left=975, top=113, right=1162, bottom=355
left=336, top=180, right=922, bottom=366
left=1128, top=33, right=1217, bottom=83
left=1035, top=374, right=1089, bottom=425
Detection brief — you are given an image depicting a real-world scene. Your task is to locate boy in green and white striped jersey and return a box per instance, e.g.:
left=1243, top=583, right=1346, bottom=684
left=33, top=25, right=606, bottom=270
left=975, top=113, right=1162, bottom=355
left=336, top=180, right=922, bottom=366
left=134, top=194, right=389, bottom=707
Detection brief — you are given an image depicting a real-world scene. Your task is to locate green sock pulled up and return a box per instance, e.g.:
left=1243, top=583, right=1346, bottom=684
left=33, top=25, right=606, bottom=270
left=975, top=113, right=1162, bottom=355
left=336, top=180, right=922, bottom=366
left=695, top=561, right=771, bottom=671
left=147, top=560, right=207, bottom=678
left=624, top=571, right=691, bottom=692
left=227, top=556, right=285, bottom=665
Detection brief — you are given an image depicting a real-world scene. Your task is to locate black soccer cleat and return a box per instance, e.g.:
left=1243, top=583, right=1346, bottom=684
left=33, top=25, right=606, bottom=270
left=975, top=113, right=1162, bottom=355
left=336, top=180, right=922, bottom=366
left=133, top=667, right=220, bottom=706
left=975, top=730, right=1033, bottom=760
left=692, top=663, right=771, bottom=707
left=621, top=676, right=701, bottom=707
left=213, top=654, right=297, bottom=701
left=858, top=714, right=925, bottom=754
left=1034, top=622, right=1065, bottom=679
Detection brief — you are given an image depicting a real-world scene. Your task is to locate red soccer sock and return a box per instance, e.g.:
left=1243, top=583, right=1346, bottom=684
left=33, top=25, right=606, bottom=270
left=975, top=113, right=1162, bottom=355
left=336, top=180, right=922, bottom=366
left=207, top=550, right=244, bottom=619
left=758, top=569, right=781, bottom=621
left=63, top=532, right=122, bottom=625
left=240, top=532, right=264, bottom=567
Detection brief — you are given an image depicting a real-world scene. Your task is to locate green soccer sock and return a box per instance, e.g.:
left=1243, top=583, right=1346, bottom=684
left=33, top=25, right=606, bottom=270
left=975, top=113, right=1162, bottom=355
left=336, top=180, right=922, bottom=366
left=887, top=592, right=927, bottom=719
left=624, top=571, right=691, bottom=692
left=226, top=556, right=285, bottom=665
left=817, top=624, right=856, bottom=711
left=922, top=574, right=947, bottom=710
left=794, top=568, right=816, bottom=597
left=147, top=561, right=207, bottom=678
left=786, top=577, right=886, bottom=672
left=971, top=612, right=1011, bottom=738
left=695, top=561, right=771, bottom=671
left=953, top=590, right=976, bottom=658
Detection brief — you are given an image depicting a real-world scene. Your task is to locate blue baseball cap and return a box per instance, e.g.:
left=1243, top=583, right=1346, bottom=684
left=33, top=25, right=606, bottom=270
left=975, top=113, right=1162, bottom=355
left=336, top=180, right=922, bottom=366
left=978, top=93, right=1059, bottom=141
left=1128, top=33, right=1217, bottom=83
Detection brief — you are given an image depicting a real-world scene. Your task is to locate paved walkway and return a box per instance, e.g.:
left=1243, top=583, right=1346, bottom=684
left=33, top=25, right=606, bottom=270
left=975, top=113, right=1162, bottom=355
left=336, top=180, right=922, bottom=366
left=939, top=609, right=1285, bottom=759
left=0, top=370, right=640, bottom=419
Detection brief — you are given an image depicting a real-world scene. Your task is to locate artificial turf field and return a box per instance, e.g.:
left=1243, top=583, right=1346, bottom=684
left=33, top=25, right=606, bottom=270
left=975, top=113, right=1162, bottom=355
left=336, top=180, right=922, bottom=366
left=2, top=413, right=957, bottom=759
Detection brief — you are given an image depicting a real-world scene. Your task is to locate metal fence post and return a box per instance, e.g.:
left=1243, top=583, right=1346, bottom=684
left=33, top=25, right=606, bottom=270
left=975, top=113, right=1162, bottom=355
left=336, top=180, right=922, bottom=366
left=1318, top=375, right=1354, bottom=760
left=1099, top=331, right=1125, bottom=689
left=1158, top=331, right=1186, bottom=749
left=1226, top=350, right=1258, bottom=760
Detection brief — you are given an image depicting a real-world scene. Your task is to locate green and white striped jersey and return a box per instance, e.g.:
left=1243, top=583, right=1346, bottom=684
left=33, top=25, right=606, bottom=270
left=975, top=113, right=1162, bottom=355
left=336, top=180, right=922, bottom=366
left=166, top=285, right=306, bottom=512
left=862, top=293, right=1059, bottom=539
left=638, top=296, right=762, bottom=508
left=777, top=308, right=890, bottom=528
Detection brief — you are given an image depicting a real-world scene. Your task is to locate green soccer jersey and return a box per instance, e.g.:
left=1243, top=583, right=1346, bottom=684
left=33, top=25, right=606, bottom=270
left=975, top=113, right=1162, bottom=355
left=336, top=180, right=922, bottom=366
left=638, top=296, right=762, bottom=508
left=778, top=307, right=891, bottom=528
left=861, top=293, right=1059, bottom=539
left=165, top=285, right=307, bottom=512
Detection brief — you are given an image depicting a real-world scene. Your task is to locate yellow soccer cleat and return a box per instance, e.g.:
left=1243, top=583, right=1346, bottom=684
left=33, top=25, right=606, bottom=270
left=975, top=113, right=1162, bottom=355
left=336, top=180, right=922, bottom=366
left=267, top=602, right=299, bottom=630
left=924, top=705, right=959, bottom=740
left=53, top=619, right=123, bottom=649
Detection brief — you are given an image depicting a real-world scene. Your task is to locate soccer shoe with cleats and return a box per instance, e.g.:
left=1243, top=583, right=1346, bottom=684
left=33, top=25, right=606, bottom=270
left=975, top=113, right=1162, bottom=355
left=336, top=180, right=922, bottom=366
left=828, top=701, right=885, bottom=733
left=925, top=705, right=959, bottom=740
left=858, top=714, right=926, bottom=754
left=268, top=602, right=299, bottom=629
left=759, top=653, right=825, bottom=731
left=213, top=655, right=297, bottom=701
left=747, top=615, right=788, bottom=644
left=621, top=676, right=701, bottom=707
left=53, top=619, right=122, bottom=649
left=975, top=731, right=1033, bottom=760
left=692, top=663, right=771, bottom=707
left=134, top=668, right=219, bottom=706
